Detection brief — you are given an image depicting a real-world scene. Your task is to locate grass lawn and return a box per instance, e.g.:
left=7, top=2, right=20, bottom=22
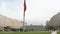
left=0, top=31, right=59, bottom=34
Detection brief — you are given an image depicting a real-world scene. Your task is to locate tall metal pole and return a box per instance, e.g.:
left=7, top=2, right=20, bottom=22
left=23, top=11, right=25, bottom=32
left=23, top=0, right=26, bottom=32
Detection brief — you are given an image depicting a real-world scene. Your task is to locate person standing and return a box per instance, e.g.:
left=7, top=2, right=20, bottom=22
left=51, top=29, right=57, bottom=34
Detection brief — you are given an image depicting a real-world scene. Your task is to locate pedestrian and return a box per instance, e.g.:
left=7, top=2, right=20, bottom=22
left=51, top=29, right=57, bottom=34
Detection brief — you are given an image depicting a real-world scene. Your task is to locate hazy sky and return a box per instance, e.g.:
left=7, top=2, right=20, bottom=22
left=0, top=0, right=60, bottom=26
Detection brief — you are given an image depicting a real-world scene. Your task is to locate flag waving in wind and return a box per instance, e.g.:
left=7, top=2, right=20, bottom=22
left=24, top=0, right=26, bottom=16
left=24, top=0, right=26, bottom=12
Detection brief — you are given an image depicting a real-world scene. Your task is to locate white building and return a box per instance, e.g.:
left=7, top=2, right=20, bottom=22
left=0, top=15, right=23, bottom=29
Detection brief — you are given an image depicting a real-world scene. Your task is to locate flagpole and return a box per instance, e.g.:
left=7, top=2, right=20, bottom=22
left=23, top=0, right=26, bottom=32
left=23, top=12, right=25, bottom=32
